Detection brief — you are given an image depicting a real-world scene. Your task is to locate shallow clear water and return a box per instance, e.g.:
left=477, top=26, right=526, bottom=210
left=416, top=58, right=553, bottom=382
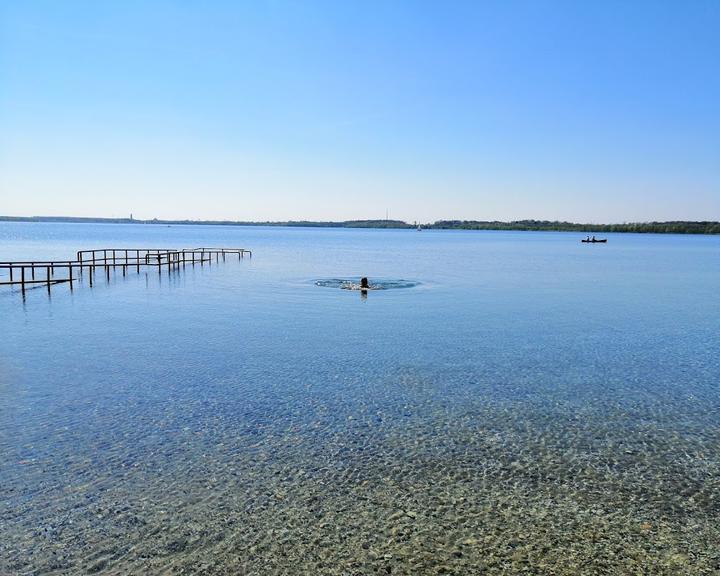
left=1, top=222, right=719, bottom=575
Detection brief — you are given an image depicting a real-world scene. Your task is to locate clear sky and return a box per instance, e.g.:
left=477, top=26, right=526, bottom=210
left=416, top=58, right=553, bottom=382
left=1, top=1, right=718, bottom=222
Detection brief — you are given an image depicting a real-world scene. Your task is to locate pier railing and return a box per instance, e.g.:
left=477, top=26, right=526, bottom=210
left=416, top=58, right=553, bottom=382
left=0, top=247, right=251, bottom=294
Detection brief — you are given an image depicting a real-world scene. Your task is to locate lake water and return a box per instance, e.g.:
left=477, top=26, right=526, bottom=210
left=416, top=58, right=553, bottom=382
left=1, top=222, right=719, bottom=575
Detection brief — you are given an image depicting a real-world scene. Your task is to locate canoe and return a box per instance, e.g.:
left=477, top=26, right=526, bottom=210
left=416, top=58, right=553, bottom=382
left=581, top=239, right=607, bottom=243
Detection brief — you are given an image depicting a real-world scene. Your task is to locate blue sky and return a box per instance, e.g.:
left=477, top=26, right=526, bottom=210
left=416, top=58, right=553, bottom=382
left=1, top=1, right=718, bottom=222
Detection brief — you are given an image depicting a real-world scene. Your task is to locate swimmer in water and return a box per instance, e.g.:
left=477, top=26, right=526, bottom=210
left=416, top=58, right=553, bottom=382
left=360, top=277, right=369, bottom=289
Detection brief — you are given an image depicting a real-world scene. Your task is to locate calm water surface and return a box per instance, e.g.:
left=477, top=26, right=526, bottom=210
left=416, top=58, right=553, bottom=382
left=1, top=223, right=719, bottom=575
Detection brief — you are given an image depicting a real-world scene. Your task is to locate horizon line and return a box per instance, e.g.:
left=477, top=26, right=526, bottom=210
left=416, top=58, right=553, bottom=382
left=1, top=215, right=719, bottom=236
left=2, top=215, right=719, bottom=226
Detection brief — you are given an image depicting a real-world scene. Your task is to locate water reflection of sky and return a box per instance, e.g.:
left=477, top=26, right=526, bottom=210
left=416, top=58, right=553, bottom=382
left=1, top=224, right=719, bottom=574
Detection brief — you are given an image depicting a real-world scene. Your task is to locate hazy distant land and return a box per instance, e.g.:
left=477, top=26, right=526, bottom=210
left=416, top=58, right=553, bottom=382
left=1, top=216, right=718, bottom=234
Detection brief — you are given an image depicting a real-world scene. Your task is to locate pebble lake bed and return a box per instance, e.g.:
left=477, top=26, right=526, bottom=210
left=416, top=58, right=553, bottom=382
left=1, top=222, right=719, bottom=575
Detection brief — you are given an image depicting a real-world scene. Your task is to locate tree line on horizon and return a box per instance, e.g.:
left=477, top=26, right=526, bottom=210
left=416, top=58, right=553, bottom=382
left=425, top=220, right=720, bottom=234
left=1, top=215, right=718, bottom=234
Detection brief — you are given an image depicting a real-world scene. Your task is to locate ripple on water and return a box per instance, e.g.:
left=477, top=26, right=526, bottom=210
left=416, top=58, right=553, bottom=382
left=315, top=278, right=420, bottom=291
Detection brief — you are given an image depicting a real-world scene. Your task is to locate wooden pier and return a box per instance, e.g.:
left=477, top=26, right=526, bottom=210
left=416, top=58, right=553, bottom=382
left=0, top=247, right=251, bottom=295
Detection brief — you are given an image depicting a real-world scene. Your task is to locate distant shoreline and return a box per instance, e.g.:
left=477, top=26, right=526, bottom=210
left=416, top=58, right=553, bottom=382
left=1, top=216, right=718, bottom=234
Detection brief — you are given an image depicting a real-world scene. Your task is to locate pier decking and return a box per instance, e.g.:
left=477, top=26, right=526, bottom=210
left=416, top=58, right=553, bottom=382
left=0, top=247, right=251, bottom=295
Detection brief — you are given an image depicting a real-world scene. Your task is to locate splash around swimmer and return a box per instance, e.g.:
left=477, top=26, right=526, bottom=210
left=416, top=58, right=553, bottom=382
left=314, top=278, right=420, bottom=290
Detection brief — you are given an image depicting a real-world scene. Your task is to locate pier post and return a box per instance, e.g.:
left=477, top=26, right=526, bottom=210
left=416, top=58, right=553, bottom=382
left=21, top=267, right=25, bottom=294
left=68, top=262, right=73, bottom=290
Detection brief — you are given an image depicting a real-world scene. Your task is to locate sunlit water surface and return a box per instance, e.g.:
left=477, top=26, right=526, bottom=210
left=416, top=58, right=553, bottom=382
left=1, top=223, right=719, bottom=575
